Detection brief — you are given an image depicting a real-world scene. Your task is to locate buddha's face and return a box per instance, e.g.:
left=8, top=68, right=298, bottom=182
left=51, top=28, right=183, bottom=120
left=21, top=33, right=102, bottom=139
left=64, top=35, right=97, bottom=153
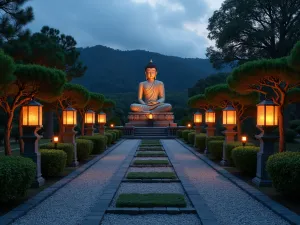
left=145, top=68, right=157, bottom=81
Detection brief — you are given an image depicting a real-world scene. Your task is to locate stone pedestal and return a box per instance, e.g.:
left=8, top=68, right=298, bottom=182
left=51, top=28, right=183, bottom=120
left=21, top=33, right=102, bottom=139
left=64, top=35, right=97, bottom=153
left=21, top=126, right=45, bottom=188
left=98, top=124, right=105, bottom=135
left=220, top=125, right=237, bottom=166
left=252, top=126, right=278, bottom=187
left=85, top=124, right=94, bottom=136
left=62, top=125, right=78, bottom=167
left=126, top=112, right=177, bottom=127
left=204, top=123, right=215, bottom=154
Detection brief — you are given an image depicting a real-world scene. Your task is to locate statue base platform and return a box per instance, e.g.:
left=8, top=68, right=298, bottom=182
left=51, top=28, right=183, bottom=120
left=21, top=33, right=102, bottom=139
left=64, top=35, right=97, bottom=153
left=126, top=112, right=177, bottom=127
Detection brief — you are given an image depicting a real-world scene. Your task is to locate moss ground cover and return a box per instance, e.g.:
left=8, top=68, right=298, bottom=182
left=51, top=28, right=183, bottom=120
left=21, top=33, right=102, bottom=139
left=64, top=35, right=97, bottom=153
left=127, top=172, right=176, bottom=179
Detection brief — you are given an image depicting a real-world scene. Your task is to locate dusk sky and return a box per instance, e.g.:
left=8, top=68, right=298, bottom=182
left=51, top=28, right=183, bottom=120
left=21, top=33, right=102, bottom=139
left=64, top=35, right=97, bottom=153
left=25, top=0, right=224, bottom=58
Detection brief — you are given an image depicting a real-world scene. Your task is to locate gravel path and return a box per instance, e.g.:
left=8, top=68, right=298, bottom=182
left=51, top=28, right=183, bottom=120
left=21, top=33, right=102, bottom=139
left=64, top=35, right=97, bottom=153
left=110, top=183, right=192, bottom=207
left=127, top=167, right=174, bottom=173
left=162, top=140, right=290, bottom=225
left=12, top=140, right=138, bottom=225
left=101, top=214, right=201, bottom=225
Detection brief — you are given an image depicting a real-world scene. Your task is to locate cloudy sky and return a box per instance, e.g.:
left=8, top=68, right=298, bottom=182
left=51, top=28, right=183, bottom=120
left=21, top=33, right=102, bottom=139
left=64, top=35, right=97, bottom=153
left=25, top=0, right=224, bottom=58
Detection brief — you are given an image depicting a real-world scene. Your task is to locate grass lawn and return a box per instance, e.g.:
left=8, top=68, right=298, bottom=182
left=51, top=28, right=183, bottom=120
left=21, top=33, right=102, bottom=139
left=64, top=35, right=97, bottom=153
left=0, top=154, right=97, bottom=216
left=116, top=193, right=186, bottom=207
left=127, top=172, right=177, bottom=179
left=136, top=151, right=166, bottom=157
left=133, top=159, right=169, bottom=165
left=138, top=147, right=164, bottom=151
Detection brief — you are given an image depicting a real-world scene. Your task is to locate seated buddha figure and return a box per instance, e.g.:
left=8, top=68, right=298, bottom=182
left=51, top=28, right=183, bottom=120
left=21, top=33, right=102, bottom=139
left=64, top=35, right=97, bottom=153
left=130, top=60, right=172, bottom=113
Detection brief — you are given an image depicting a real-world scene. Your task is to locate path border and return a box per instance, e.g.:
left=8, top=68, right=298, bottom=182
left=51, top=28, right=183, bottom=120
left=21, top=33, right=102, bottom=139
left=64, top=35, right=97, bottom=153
left=0, top=139, right=127, bottom=225
left=175, top=138, right=300, bottom=225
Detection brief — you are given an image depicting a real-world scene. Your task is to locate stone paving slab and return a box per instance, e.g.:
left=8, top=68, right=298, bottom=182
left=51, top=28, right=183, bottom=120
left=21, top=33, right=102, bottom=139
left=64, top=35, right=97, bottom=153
left=5, top=139, right=138, bottom=225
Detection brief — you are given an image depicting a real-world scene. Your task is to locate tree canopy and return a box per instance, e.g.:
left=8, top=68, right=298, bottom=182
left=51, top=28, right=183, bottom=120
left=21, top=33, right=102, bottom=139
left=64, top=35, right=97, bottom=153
left=288, top=41, right=300, bottom=72
left=0, top=49, right=15, bottom=89
left=86, top=92, right=105, bottom=112
left=206, top=0, right=300, bottom=69
left=187, top=94, right=211, bottom=110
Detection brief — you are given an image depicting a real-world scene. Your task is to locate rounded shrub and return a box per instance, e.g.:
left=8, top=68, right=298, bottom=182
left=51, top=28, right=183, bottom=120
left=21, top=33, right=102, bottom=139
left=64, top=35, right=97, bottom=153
left=111, top=130, right=120, bottom=139
left=206, top=136, right=224, bottom=148
left=40, top=149, right=67, bottom=177
left=104, top=132, right=113, bottom=145
left=176, top=130, right=183, bottom=138
left=76, top=139, right=93, bottom=161
left=289, top=120, right=300, bottom=129
left=182, top=130, right=193, bottom=142
left=40, top=143, right=73, bottom=166
left=267, top=152, right=300, bottom=197
left=0, top=156, right=36, bottom=202
left=225, top=142, right=255, bottom=165
left=231, top=146, right=259, bottom=176
left=209, top=140, right=224, bottom=160
left=78, top=135, right=107, bottom=154
left=188, top=132, right=196, bottom=145
left=107, top=131, right=117, bottom=143
left=195, top=133, right=206, bottom=152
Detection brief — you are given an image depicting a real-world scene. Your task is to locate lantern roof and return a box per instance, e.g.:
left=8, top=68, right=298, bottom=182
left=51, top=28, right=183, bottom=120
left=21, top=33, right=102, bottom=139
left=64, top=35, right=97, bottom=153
left=256, top=99, right=278, bottom=106
left=64, top=106, right=76, bottom=111
left=25, top=99, right=43, bottom=107
left=99, top=111, right=106, bottom=115
left=206, top=108, right=215, bottom=113
left=194, top=111, right=201, bottom=115
left=223, top=105, right=235, bottom=111
left=86, top=109, right=95, bottom=113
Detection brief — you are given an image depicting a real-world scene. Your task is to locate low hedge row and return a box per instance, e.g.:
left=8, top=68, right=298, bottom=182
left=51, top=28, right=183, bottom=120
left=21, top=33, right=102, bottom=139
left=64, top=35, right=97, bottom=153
left=0, top=156, right=36, bottom=203
left=195, top=133, right=206, bottom=152
left=267, top=152, right=300, bottom=197
left=225, top=142, right=255, bottom=165
left=76, top=139, right=93, bottom=161
left=40, top=149, right=67, bottom=177
left=231, top=146, right=259, bottom=176
left=78, top=135, right=107, bottom=154
left=209, top=140, right=224, bottom=160
left=188, top=132, right=196, bottom=145
left=104, top=132, right=113, bottom=145
left=40, top=143, right=73, bottom=166
left=182, top=130, right=194, bottom=142
left=176, top=130, right=183, bottom=138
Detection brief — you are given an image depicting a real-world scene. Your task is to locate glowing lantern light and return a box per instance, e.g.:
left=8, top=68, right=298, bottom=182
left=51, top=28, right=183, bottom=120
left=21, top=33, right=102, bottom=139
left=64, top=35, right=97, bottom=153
left=98, top=111, right=106, bottom=124
left=257, top=100, right=278, bottom=126
left=222, top=105, right=236, bottom=125
left=205, top=109, right=216, bottom=123
left=63, top=107, right=77, bottom=125
left=85, top=110, right=95, bottom=124
left=194, top=111, right=202, bottom=124
left=22, top=99, right=43, bottom=126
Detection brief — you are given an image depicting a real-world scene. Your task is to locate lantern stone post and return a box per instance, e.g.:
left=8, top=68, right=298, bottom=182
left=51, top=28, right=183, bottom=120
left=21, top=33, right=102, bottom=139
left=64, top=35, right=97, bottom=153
left=204, top=109, right=216, bottom=154
left=62, top=106, right=78, bottom=167
left=21, top=99, right=45, bottom=188
left=85, top=110, right=95, bottom=136
left=221, top=105, right=237, bottom=166
left=252, top=100, right=279, bottom=187
left=98, top=111, right=106, bottom=135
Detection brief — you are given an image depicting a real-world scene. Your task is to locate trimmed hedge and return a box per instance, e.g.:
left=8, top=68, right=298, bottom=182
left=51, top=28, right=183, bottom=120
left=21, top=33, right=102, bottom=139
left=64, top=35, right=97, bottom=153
left=107, top=131, right=117, bottom=143
left=195, top=133, right=206, bottom=152
left=40, top=149, right=67, bottom=177
left=0, top=156, right=36, bottom=202
left=188, top=132, right=196, bottom=145
left=76, top=139, right=93, bottom=161
left=273, top=128, right=297, bottom=143
left=267, top=152, right=300, bottom=197
left=209, top=140, right=224, bottom=160
left=78, top=135, right=107, bottom=154
left=225, top=142, right=255, bottom=165
left=182, top=130, right=193, bottom=142
left=104, top=132, right=113, bottom=145
left=206, top=136, right=225, bottom=147
left=40, top=143, right=73, bottom=166
left=111, top=130, right=120, bottom=139
left=176, top=130, right=183, bottom=138
left=232, top=146, right=259, bottom=176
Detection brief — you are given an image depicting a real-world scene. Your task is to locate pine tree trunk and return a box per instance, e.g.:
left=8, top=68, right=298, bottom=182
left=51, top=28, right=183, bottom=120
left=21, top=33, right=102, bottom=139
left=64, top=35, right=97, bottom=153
left=81, top=117, right=85, bottom=136
left=19, top=109, right=24, bottom=154
left=278, top=105, right=285, bottom=152
left=43, top=110, right=53, bottom=139
left=236, top=119, right=242, bottom=142
left=4, top=112, right=14, bottom=156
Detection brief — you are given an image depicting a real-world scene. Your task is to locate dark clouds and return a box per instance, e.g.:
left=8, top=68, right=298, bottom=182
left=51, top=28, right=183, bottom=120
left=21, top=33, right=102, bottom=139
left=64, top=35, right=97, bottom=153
left=25, top=0, right=223, bottom=58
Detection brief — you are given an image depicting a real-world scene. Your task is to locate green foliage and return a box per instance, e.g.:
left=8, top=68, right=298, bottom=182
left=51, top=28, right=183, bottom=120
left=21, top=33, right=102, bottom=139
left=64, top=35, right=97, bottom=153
left=195, top=133, right=207, bottom=152
left=116, top=193, right=186, bottom=207
left=288, top=41, right=300, bottom=72
left=108, top=116, right=121, bottom=126
left=0, top=156, right=36, bottom=203
left=273, top=128, right=297, bottom=143
left=176, top=130, right=183, bottom=138
left=76, top=139, right=93, bottom=161
left=285, top=88, right=300, bottom=104
left=209, top=140, right=224, bottom=160
left=231, top=146, right=260, bottom=176
left=206, top=136, right=225, bottom=148
left=78, top=135, right=107, bottom=154
left=188, top=132, right=196, bottom=145
left=225, top=142, right=255, bottom=165
left=182, top=130, right=193, bottom=142
left=288, top=120, right=300, bottom=129
left=63, top=83, right=90, bottom=108
left=133, top=160, right=169, bottom=165
left=87, top=92, right=105, bottom=112
left=0, top=50, right=16, bottom=88
left=127, top=172, right=176, bottom=179
left=40, top=149, right=67, bottom=177
left=136, top=151, right=166, bottom=157
left=267, top=152, right=300, bottom=197
left=104, top=132, right=113, bottom=145
left=40, top=143, right=74, bottom=166
left=107, top=131, right=116, bottom=143
left=188, top=94, right=209, bottom=109
left=103, top=98, right=116, bottom=109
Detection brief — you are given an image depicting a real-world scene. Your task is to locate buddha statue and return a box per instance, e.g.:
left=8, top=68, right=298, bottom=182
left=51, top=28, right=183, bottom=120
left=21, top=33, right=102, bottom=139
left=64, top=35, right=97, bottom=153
left=130, top=60, right=172, bottom=113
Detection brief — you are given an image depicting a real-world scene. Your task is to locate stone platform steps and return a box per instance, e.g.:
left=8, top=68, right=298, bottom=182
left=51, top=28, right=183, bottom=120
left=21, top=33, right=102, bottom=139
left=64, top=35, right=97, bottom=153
left=134, top=127, right=168, bottom=137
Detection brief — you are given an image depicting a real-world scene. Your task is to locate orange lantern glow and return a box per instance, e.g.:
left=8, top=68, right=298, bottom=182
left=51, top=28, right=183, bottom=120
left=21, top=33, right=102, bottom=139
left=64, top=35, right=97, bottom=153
left=63, top=107, right=77, bottom=125
left=194, top=111, right=202, bottom=124
left=85, top=110, right=95, bottom=124
left=257, top=100, right=278, bottom=126
left=148, top=113, right=153, bottom=119
left=205, top=109, right=215, bottom=123
left=22, top=100, right=43, bottom=126
left=98, top=111, right=106, bottom=124
left=187, top=123, right=192, bottom=128
left=222, top=105, right=236, bottom=125
left=53, top=136, right=59, bottom=143
left=241, top=135, right=247, bottom=146
left=110, top=124, right=114, bottom=128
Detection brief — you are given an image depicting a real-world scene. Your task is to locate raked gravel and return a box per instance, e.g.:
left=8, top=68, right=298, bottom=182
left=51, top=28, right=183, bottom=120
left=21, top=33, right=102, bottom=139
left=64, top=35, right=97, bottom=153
left=101, top=214, right=201, bottom=225
left=133, top=157, right=169, bottom=161
left=110, top=183, right=192, bottom=207
left=11, top=140, right=138, bottom=225
left=127, top=167, right=174, bottom=173
left=162, top=140, right=290, bottom=225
